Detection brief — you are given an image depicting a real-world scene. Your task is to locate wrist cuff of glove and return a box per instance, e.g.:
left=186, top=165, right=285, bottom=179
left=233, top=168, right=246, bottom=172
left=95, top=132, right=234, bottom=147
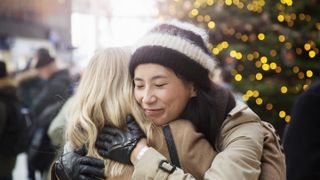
left=54, top=159, right=71, bottom=180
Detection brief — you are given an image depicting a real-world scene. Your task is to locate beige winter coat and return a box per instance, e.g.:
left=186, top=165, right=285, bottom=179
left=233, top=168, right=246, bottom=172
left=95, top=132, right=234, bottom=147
left=107, top=118, right=216, bottom=180
left=132, top=101, right=286, bottom=180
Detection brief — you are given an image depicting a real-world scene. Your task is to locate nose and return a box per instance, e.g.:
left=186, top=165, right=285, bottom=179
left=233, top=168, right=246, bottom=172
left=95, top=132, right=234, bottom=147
left=142, top=88, right=156, bottom=104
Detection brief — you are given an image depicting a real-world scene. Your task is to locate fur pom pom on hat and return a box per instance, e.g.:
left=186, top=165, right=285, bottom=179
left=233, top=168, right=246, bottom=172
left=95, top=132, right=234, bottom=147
left=129, top=20, right=217, bottom=91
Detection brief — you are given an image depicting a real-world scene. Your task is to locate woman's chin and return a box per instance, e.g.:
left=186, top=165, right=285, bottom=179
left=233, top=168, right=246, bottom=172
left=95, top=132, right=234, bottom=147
left=151, top=120, right=165, bottom=126
left=150, top=118, right=172, bottom=127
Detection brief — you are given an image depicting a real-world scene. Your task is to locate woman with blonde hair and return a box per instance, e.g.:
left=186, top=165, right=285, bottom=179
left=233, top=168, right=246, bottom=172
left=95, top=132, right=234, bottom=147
left=52, top=47, right=216, bottom=179
left=52, top=47, right=148, bottom=179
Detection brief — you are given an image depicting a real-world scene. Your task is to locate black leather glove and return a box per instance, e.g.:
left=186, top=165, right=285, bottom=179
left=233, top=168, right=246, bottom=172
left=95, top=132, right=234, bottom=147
left=54, top=145, right=105, bottom=180
left=95, top=115, right=145, bottom=164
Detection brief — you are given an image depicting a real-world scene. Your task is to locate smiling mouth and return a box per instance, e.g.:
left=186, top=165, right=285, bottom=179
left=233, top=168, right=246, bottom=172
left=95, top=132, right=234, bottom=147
left=144, top=109, right=163, bottom=116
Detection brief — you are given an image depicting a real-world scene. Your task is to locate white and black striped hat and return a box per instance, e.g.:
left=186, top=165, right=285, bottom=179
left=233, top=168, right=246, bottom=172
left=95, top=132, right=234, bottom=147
left=129, top=20, right=217, bottom=91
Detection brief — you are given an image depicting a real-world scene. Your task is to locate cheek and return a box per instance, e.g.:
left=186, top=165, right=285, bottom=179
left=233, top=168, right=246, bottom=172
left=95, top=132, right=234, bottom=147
left=134, top=90, right=142, bottom=103
left=134, top=90, right=141, bottom=103
left=160, top=89, right=181, bottom=107
left=169, top=88, right=191, bottom=110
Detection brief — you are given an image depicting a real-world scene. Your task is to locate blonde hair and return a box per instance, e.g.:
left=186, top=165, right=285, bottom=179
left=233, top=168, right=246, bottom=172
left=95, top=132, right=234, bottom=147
left=65, top=47, right=148, bottom=177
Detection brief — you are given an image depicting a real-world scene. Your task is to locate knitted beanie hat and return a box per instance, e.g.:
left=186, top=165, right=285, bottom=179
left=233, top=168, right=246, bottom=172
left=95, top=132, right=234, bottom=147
left=129, top=20, right=217, bottom=91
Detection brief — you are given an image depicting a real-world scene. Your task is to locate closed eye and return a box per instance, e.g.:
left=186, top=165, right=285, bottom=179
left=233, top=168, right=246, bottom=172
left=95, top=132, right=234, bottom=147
left=155, top=83, right=167, bottom=87
left=135, top=85, right=144, bottom=89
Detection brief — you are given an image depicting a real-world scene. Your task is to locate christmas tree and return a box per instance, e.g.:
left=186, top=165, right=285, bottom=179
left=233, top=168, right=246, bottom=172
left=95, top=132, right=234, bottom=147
left=156, top=0, right=320, bottom=135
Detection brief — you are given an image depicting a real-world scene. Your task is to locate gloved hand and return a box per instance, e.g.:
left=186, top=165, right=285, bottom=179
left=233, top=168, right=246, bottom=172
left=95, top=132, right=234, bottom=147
left=95, top=115, right=145, bottom=164
left=54, top=145, right=105, bottom=180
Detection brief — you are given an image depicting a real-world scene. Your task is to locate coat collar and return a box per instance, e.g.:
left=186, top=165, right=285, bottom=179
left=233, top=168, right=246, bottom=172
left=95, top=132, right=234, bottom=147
left=227, top=100, right=248, bottom=117
left=220, top=100, right=260, bottom=137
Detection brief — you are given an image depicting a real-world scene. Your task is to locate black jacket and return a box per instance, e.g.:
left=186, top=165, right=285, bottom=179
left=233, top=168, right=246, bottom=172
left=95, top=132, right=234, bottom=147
left=283, top=80, right=320, bottom=180
left=0, top=81, right=18, bottom=175
left=31, top=69, right=72, bottom=119
left=0, top=83, right=17, bottom=140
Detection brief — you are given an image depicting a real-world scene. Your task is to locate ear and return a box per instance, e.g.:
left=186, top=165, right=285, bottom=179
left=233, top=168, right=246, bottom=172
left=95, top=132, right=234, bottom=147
left=190, top=83, right=197, bottom=97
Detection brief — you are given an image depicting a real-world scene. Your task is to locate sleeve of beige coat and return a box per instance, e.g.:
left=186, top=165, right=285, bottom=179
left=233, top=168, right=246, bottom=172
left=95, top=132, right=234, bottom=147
left=204, top=121, right=264, bottom=180
left=47, top=96, right=74, bottom=146
left=132, top=148, right=196, bottom=180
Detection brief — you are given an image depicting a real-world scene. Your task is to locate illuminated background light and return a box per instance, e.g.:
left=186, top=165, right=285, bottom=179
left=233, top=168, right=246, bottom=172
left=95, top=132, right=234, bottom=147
left=212, top=48, right=219, bottom=55
left=275, top=66, right=282, bottom=73
left=242, top=94, right=249, bottom=101
left=279, top=111, right=286, bottom=118
left=296, top=48, right=302, bottom=55
left=309, top=50, right=316, bottom=58
left=247, top=54, right=254, bottom=61
left=256, top=73, right=263, bottom=80
left=304, top=43, right=311, bottom=51
left=260, top=56, right=268, bottom=63
left=255, top=61, right=262, bottom=68
left=246, top=90, right=253, bottom=97
left=235, top=74, right=242, bottom=81
left=281, top=86, right=288, bottom=93
left=278, top=35, right=286, bottom=42
left=258, top=33, right=265, bottom=40
left=298, top=72, right=305, bottom=79
left=285, top=115, right=291, bottom=123
left=306, top=70, right=313, bottom=77
left=270, top=62, right=277, bottom=69
left=266, top=103, right=273, bottom=110
left=191, top=9, right=199, bottom=16
left=292, top=66, right=299, bottom=73
left=256, top=98, right=263, bottom=105
left=270, top=50, right=277, bottom=57
left=262, top=64, right=270, bottom=71
left=277, top=14, right=285, bottom=22
left=253, top=90, right=259, bottom=97
left=207, top=0, right=214, bottom=6
left=225, top=0, right=232, bottom=6
left=208, top=21, right=216, bottom=29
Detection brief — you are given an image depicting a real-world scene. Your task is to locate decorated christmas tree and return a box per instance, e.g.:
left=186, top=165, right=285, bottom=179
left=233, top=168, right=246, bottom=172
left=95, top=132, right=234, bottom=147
left=156, top=0, right=320, bottom=134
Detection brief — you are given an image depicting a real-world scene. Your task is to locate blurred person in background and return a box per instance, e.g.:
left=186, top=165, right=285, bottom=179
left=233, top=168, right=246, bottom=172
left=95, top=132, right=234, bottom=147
left=15, top=59, right=44, bottom=109
left=27, top=47, right=73, bottom=180
left=283, top=80, right=320, bottom=180
left=0, top=61, right=18, bottom=180
left=30, top=47, right=72, bottom=117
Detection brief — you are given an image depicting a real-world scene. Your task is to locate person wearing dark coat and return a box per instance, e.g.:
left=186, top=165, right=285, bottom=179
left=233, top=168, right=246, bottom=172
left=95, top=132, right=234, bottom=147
left=28, top=48, right=73, bottom=180
left=30, top=48, right=72, bottom=118
left=15, top=69, right=44, bottom=109
left=0, top=61, right=18, bottom=180
left=283, top=80, right=320, bottom=180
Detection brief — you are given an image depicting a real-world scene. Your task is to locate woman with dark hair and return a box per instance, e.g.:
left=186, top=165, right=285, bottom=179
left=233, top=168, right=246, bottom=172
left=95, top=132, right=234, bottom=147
left=55, top=20, right=285, bottom=180
left=95, top=20, right=285, bottom=179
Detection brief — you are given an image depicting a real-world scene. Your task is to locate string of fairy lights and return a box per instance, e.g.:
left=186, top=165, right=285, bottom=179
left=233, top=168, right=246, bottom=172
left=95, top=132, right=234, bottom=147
left=161, top=0, right=319, bottom=123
